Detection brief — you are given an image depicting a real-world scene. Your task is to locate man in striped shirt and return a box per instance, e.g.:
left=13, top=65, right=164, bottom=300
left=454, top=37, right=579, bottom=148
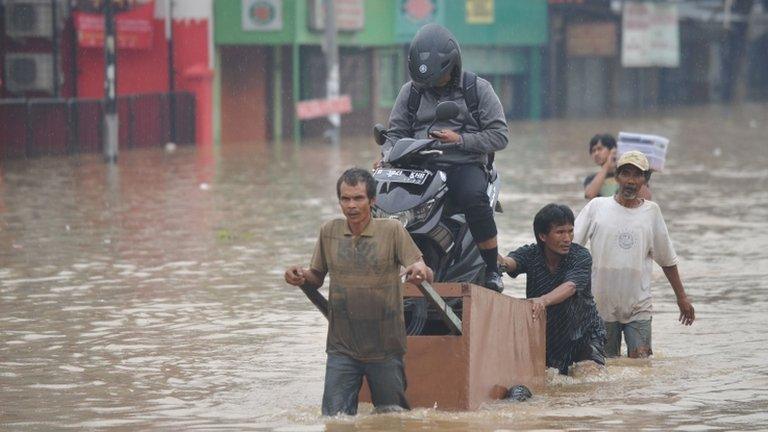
left=499, top=203, right=606, bottom=375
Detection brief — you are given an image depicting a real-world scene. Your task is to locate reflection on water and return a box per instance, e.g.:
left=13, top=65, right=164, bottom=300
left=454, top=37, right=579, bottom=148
left=1, top=104, right=767, bottom=431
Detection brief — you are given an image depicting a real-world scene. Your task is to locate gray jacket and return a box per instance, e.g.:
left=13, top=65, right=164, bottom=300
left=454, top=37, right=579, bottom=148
left=384, top=76, right=509, bottom=166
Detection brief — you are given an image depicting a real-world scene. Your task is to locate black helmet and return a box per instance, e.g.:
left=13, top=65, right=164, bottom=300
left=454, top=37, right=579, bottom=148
left=408, top=24, right=462, bottom=88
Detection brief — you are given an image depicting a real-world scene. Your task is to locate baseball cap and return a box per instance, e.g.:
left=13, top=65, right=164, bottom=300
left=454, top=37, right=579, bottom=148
left=617, top=150, right=650, bottom=172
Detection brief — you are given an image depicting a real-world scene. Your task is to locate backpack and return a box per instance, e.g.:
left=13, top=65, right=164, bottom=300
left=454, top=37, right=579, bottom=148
left=405, top=71, right=482, bottom=130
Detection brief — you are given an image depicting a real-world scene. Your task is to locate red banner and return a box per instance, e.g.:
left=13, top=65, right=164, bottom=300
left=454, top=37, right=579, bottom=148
left=296, top=95, right=353, bottom=120
left=74, top=1, right=155, bottom=50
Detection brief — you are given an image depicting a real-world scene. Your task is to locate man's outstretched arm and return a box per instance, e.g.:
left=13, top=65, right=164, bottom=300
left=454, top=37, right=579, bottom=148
left=284, top=266, right=326, bottom=289
left=529, top=281, right=577, bottom=321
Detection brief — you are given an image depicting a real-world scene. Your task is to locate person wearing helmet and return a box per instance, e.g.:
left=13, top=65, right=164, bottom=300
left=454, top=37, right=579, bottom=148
left=380, top=23, right=509, bottom=292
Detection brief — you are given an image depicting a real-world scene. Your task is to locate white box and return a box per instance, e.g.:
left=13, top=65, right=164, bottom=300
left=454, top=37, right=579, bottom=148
left=617, top=132, right=669, bottom=172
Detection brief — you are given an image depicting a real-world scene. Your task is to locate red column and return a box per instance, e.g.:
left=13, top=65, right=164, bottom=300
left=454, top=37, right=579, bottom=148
left=183, top=64, right=213, bottom=146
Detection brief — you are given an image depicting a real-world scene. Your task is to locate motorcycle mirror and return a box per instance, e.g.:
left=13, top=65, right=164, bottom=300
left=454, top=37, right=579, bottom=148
left=373, top=124, right=387, bottom=146
left=434, top=101, right=460, bottom=122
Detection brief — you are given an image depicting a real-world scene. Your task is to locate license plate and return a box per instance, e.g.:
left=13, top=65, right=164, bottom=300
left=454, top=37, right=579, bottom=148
left=373, top=168, right=430, bottom=185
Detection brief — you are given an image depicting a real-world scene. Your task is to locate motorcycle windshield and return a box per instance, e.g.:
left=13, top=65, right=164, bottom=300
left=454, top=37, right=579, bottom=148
left=375, top=171, right=445, bottom=214
left=386, top=138, right=432, bottom=164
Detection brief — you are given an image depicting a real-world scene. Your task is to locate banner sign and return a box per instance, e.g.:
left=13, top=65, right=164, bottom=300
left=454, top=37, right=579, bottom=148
left=242, top=0, right=283, bottom=31
left=567, top=22, right=617, bottom=57
left=466, top=0, right=494, bottom=24
left=296, top=95, right=352, bottom=120
left=617, top=131, right=669, bottom=172
left=308, top=0, right=365, bottom=32
left=74, top=1, right=154, bottom=49
left=622, top=2, right=679, bottom=68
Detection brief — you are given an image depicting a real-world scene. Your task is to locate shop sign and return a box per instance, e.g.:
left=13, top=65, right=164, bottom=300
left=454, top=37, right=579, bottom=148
left=622, top=2, right=679, bottom=67
left=402, top=0, right=437, bottom=22
left=567, top=22, right=616, bottom=57
left=74, top=1, right=154, bottom=49
left=296, top=95, right=352, bottom=120
left=396, top=0, right=444, bottom=39
left=242, top=0, right=283, bottom=31
left=308, top=0, right=365, bottom=32
left=466, top=0, right=494, bottom=24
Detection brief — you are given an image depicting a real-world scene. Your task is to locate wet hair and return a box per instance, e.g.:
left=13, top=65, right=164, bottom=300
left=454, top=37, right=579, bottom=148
left=336, top=167, right=376, bottom=200
left=533, top=203, right=575, bottom=249
left=588, top=134, right=616, bottom=153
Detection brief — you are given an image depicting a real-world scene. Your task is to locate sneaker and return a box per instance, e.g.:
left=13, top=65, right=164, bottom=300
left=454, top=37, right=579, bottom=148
left=484, top=270, right=504, bottom=293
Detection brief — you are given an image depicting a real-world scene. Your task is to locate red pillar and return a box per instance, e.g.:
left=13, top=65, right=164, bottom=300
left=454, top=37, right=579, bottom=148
left=183, top=64, right=213, bottom=146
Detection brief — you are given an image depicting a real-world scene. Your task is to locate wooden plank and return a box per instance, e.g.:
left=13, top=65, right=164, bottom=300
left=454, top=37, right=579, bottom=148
left=299, top=284, right=328, bottom=318
left=416, top=281, right=462, bottom=335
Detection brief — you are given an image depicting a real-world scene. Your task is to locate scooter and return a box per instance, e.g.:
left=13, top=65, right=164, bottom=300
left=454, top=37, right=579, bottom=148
left=372, top=101, right=502, bottom=335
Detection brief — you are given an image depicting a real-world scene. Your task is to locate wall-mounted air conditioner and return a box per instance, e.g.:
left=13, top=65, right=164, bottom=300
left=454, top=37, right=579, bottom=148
left=4, top=53, right=54, bottom=93
left=4, top=0, right=54, bottom=38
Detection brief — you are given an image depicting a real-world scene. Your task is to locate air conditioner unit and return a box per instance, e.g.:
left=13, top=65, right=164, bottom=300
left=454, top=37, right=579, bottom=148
left=4, top=0, right=54, bottom=38
left=4, top=53, right=54, bottom=93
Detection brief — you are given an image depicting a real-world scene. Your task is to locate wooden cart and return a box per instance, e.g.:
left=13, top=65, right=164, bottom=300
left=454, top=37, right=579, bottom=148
left=301, top=282, right=546, bottom=411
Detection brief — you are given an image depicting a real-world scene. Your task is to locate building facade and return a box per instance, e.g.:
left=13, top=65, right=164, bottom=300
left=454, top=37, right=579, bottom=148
left=0, top=0, right=214, bottom=153
left=213, top=0, right=548, bottom=144
left=544, top=0, right=768, bottom=118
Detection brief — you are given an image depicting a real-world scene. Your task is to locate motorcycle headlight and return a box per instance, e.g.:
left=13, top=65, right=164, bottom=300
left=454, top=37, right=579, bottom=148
left=373, top=199, right=436, bottom=228
left=412, top=198, right=436, bottom=222
left=373, top=207, right=413, bottom=227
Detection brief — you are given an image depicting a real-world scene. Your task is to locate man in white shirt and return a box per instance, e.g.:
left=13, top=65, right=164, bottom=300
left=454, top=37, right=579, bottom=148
left=574, top=151, right=695, bottom=358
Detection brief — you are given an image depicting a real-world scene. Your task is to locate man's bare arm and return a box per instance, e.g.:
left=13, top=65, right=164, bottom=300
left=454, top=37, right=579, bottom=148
left=529, top=281, right=577, bottom=321
left=402, top=258, right=433, bottom=284
left=498, top=254, right=518, bottom=273
left=662, top=265, right=695, bottom=325
left=284, top=266, right=326, bottom=289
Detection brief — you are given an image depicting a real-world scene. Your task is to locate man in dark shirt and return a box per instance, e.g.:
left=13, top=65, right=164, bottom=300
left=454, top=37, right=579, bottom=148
left=499, top=203, right=606, bottom=374
left=285, top=168, right=431, bottom=415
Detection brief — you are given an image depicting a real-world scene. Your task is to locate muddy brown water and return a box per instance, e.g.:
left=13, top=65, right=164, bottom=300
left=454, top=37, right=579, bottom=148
left=2, top=103, right=767, bottom=431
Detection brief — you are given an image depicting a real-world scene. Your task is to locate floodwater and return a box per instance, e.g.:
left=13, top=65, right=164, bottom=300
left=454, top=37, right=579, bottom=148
left=1, top=103, right=767, bottom=431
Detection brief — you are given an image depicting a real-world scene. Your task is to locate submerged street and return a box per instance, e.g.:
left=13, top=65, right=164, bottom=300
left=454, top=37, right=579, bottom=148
left=1, top=103, right=767, bottom=431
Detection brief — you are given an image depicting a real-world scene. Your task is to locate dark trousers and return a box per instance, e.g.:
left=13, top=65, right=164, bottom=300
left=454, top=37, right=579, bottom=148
left=321, top=353, right=410, bottom=416
left=570, top=329, right=607, bottom=373
left=445, top=164, right=497, bottom=243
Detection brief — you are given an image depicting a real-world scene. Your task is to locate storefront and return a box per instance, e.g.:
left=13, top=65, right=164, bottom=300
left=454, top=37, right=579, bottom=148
left=213, top=0, right=548, bottom=144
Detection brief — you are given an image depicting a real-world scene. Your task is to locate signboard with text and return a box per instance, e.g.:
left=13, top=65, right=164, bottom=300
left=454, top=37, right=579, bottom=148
left=622, top=2, right=679, bottom=68
left=308, top=0, right=365, bottom=32
left=74, top=1, right=154, bottom=49
left=296, top=95, right=352, bottom=120
left=567, top=22, right=616, bottom=57
left=466, top=0, right=494, bottom=24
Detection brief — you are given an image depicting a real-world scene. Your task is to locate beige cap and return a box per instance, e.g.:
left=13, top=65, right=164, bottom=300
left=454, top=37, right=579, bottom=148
left=617, top=150, right=650, bottom=171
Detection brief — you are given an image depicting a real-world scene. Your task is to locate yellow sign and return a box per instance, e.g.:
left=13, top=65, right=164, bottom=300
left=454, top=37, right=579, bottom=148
left=466, top=0, right=494, bottom=24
